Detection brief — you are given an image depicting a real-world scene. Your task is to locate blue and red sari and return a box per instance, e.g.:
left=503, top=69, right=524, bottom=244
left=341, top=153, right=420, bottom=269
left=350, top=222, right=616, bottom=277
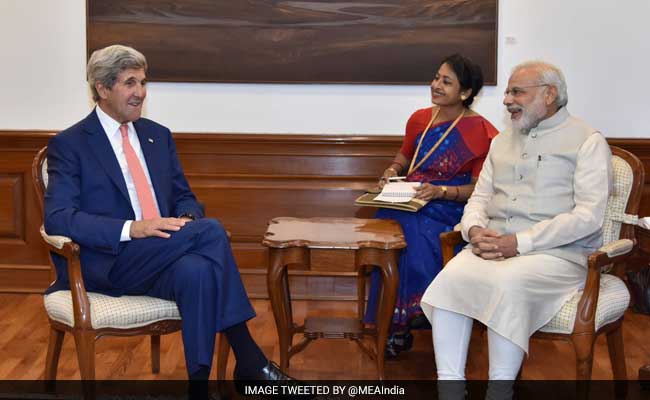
left=365, top=107, right=498, bottom=331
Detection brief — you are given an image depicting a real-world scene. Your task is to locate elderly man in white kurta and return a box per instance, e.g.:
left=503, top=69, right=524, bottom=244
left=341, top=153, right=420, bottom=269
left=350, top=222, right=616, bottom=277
left=420, top=61, right=612, bottom=381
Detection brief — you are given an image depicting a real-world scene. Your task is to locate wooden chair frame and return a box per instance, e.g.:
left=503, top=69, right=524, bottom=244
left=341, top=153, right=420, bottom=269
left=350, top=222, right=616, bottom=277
left=438, top=146, right=644, bottom=380
left=32, top=146, right=230, bottom=380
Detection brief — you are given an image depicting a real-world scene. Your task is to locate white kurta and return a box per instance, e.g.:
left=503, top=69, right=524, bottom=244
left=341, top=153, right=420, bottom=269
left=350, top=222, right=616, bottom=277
left=421, top=108, right=611, bottom=352
left=421, top=249, right=585, bottom=352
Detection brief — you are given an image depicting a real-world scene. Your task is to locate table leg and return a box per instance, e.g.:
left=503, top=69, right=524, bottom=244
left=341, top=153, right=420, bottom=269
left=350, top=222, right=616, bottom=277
left=357, top=248, right=399, bottom=380
left=376, top=250, right=398, bottom=380
left=268, top=248, right=292, bottom=371
left=268, top=247, right=310, bottom=372
left=357, top=265, right=367, bottom=321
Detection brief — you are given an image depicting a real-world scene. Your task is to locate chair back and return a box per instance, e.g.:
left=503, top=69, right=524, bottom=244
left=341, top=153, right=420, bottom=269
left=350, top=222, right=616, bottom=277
left=603, top=147, right=644, bottom=243
left=32, top=146, right=48, bottom=219
left=600, top=146, right=645, bottom=271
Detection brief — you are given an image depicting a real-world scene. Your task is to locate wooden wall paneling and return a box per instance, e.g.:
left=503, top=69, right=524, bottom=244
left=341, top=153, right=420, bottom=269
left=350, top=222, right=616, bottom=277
left=0, top=131, right=648, bottom=299
left=175, top=134, right=400, bottom=299
left=609, top=139, right=650, bottom=217
left=0, top=132, right=53, bottom=292
left=0, top=173, right=23, bottom=239
left=0, top=264, right=51, bottom=293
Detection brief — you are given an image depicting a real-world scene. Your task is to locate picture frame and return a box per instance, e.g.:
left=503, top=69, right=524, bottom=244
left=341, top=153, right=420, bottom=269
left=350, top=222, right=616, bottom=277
left=87, top=0, right=498, bottom=85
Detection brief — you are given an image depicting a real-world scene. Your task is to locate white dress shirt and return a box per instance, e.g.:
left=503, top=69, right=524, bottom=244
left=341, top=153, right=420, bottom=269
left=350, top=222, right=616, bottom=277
left=96, top=105, right=161, bottom=241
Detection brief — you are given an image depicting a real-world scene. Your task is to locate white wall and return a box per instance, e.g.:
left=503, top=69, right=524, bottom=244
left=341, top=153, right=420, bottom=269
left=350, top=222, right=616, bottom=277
left=1, top=0, right=648, bottom=137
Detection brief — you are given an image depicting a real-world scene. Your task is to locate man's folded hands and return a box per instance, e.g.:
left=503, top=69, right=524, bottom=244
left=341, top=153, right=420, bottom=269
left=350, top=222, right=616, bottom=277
left=468, top=226, right=518, bottom=260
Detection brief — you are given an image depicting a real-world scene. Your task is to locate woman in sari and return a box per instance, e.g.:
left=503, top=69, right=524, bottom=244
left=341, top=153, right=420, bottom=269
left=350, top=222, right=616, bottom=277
left=365, top=54, right=498, bottom=357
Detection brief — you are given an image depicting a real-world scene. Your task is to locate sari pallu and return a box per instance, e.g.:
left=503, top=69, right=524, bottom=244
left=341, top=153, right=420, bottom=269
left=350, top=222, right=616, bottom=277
left=364, top=113, right=496, bottom=331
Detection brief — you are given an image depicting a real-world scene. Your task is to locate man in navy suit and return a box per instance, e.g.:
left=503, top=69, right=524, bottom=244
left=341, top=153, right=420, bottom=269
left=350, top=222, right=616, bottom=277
left=45, top=44, right=289, bottom=381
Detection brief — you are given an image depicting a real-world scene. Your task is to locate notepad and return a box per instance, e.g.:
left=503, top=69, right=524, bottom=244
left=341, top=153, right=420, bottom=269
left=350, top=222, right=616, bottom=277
left=373, top=182, right=421, bottom=203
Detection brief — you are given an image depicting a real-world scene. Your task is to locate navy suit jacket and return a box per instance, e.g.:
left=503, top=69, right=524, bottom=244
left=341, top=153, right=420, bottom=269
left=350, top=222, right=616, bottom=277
left=44, top=109, right=203, bottom=295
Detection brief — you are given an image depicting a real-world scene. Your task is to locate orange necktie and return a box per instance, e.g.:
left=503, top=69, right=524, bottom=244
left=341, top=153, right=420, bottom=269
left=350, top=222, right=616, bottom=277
left=120, top=124, right=159, bottom=220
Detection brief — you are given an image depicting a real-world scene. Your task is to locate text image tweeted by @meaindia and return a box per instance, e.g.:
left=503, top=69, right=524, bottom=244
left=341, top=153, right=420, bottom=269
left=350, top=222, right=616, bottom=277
left=244, top=383, right=405, bottom=397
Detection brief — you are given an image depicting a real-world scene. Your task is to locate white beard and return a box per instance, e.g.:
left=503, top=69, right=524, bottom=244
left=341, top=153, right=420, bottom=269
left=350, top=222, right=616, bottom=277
left=509, top=91, right=548, bottom=134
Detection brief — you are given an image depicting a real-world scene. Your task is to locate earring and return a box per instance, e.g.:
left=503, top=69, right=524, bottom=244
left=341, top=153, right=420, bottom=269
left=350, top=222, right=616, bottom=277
left=461, top=95, right=467, bottom=101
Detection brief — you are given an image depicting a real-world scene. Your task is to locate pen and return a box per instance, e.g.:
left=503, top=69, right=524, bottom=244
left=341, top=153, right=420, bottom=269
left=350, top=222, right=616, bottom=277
left=388, top=176, right=407, bottom=181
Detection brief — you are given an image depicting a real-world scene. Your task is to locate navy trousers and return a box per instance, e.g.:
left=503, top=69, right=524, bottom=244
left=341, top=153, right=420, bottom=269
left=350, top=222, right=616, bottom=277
left=107, top=218, right=256, bottom=375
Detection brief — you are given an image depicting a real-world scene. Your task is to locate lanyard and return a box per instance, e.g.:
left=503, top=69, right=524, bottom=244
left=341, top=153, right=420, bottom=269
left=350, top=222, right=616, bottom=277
left=407, top=107, right=465, bottom=176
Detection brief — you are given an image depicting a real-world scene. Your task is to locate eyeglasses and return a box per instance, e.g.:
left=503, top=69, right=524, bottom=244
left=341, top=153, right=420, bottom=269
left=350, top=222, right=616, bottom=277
left=504, top=84, right=549, bottom=97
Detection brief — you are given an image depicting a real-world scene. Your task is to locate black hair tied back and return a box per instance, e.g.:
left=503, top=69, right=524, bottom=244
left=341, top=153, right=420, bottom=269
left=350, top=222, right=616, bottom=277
left=439, top=54, right=484, bottom=107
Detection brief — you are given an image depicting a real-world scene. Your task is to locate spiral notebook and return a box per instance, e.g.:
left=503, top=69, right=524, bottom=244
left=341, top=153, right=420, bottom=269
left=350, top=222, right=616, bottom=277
left=374, top=182, right=420, bottom=202
left=354, top=182, right=428, bottom=212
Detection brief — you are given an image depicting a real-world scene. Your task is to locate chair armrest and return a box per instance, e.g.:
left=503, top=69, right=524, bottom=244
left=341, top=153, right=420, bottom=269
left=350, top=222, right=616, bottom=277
left=40, top=225, right=92, bottom=330
left=439, top=230, right=464, bottom=267
left=572, top=238, right=636, bottom=334
left=40, top=225, right=72, bottom=250
left=40, top=225, right=80, bottom=259
left=598, top=238, right=635, bottom=259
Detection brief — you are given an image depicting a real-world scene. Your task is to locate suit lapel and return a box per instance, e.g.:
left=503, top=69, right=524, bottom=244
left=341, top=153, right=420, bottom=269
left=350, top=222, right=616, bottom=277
left=83, top=110, right=131, bottom=204
left=133, top=120, right=167, bottom=215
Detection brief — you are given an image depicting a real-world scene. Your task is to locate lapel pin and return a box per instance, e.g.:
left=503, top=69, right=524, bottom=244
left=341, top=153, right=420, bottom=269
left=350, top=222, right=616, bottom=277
left=148, top=138, right=154, bottom=143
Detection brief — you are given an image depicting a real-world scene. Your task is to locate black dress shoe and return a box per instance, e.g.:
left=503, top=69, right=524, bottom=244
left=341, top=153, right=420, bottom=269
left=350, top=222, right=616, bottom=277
left=409, top=314, right=432, bottom=330
left=384, top=331, right=414, bottom=359
left=234, top=361, right=313, bottom=399
left=234, top=360, right=293, bottom=381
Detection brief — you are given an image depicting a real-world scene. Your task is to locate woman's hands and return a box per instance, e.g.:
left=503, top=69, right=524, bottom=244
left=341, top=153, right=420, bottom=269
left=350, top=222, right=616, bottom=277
left=414, top=183, right=447, bottom=201
left=378, top=167, right=399, bottom=188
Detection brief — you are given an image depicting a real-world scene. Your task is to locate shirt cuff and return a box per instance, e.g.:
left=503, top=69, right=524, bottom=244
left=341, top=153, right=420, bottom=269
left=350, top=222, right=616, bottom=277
left=516, top=232, right=533, bottom=255
left=120, top=221, right=133, bottom=242
left=461, top=220, right=484, bottom=242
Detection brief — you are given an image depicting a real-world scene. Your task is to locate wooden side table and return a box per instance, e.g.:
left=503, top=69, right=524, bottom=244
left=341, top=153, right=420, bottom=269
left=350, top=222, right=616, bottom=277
left=262, top=217, right=406, bottom=380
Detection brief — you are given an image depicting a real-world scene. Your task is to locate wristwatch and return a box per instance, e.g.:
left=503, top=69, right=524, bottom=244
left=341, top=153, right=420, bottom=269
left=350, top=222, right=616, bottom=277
left=440, top=185, right=448, bottom=199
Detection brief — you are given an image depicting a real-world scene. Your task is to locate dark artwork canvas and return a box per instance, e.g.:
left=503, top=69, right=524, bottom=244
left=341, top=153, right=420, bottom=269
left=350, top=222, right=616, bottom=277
left=87, top=0, right=498, bottom=84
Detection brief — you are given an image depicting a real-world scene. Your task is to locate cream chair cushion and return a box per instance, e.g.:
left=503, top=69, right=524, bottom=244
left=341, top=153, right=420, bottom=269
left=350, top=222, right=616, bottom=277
left=44, top=291, right=180, bottom=330
left=539, top=274, right=630, bottom=334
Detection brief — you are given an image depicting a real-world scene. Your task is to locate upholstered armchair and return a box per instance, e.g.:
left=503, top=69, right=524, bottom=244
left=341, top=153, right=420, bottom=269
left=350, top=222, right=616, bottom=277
left=438, top=146, right=644, bottom=380
left=32, top=146, right=230, bottom=380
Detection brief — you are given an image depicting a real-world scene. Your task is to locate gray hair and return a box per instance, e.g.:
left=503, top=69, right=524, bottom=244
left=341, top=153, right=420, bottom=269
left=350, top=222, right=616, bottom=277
left=87, top=45, right=147, bottom=102
left=511, top=61, right=568, bottom=107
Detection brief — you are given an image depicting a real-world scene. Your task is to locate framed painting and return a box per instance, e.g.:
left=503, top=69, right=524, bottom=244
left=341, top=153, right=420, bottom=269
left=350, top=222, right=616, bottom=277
left=87, top=0, right=498, bottom=84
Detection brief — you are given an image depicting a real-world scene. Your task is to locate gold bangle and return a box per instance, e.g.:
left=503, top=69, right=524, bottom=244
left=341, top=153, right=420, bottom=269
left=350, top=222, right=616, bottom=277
left=453, top=186, right=460, bottom=201
left=440, top=185, right=448, bottom=199
left=387, top=167, right=399, bottom=175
